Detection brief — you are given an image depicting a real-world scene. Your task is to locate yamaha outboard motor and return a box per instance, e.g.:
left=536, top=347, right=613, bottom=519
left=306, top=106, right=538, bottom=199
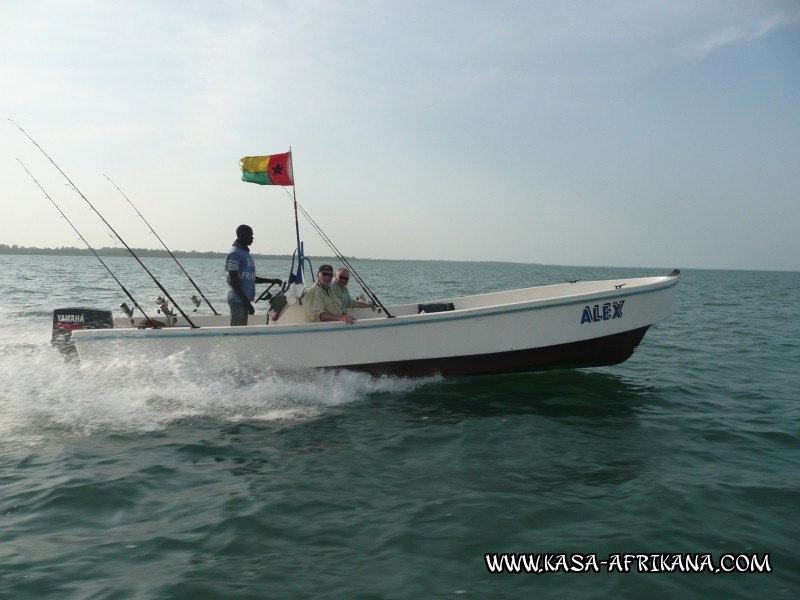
left=52, top=307, right=114, bottom=361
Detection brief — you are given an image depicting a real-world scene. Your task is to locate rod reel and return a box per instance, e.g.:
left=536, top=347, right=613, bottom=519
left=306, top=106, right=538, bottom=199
left=155, top=296, right=177, bottom=325
left=356, top=291, right=379, bottom=312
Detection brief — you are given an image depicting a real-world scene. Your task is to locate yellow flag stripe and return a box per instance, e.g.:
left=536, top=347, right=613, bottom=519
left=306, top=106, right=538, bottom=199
left=240, top=155, right=272, bottom=173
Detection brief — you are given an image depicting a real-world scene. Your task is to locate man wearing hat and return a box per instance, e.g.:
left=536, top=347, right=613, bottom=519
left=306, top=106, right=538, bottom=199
left=303, top=264, right=357, bottom=324
left=225, top=224, right=282, bottom=326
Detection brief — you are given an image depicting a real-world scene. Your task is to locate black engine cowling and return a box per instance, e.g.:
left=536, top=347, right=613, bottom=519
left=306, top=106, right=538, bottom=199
left=52, top=307, right=114, bottom=361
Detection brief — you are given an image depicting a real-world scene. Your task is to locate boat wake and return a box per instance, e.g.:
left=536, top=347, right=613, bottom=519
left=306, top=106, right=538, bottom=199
left=0, top=325, right=440, bottom=445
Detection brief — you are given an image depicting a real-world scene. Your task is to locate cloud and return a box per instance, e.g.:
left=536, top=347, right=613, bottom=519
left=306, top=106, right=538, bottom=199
left=682, top=11, right=800, bottom=59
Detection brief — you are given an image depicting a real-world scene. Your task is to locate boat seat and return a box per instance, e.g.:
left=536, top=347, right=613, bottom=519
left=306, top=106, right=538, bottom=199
left=272, top=303, right=308, bottom=325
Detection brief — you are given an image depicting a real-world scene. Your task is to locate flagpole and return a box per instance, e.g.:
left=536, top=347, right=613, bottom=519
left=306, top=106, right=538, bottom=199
left=290, top=147, right=301, bottom=258
left=289, top=147, right=305, bottom=304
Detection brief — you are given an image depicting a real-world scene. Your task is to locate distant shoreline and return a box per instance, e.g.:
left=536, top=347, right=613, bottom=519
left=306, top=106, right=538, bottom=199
left=4, top=246, right=786, bottom=272
left=0, top=245, right=526, bottom=265
left=0, top=245, right=286, bottom=260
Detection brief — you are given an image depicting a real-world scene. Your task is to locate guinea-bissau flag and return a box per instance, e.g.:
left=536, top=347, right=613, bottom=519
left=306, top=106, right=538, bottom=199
left=240, top=152, right=294, bottom=186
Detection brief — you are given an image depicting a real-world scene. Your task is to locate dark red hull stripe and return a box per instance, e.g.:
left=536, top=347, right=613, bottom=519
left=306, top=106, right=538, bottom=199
left=339, top=326, right=651, bottom=377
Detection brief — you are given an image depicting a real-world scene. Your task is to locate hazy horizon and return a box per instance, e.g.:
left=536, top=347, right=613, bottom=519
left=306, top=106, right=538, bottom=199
left=3, top=244, right=798, bottom=274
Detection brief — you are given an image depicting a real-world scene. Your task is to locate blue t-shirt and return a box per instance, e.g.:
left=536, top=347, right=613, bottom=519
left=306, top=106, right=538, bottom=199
left=225, top=241, right=256, bottom=303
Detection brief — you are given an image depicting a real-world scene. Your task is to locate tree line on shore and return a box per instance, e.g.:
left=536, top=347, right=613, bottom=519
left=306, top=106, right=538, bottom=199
left=0, top=244, right=289, bottom=259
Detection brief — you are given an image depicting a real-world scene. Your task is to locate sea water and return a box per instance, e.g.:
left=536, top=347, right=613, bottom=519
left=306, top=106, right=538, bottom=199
left=1, top=255, right=798, bottom=598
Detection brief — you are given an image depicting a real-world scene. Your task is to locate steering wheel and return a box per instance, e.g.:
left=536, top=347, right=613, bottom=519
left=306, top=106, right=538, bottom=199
left=254, top=283, right=276, bottom=304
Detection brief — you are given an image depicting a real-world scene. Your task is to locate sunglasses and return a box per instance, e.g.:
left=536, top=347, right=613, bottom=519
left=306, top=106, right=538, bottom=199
left=337, top=276, right=349, bottom=281
left=320, top=272, right=334, bottom=277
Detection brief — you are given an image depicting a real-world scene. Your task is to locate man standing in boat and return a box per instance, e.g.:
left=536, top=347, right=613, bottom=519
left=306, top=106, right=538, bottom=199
left=304, top=264, right=357, bottom=324
left=225, top=224, right=282, bottom=326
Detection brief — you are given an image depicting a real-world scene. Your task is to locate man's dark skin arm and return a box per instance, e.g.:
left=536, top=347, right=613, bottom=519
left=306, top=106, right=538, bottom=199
left=229, top=273, right=283, bottom=315
left=256, top=276, right=283, bottom=285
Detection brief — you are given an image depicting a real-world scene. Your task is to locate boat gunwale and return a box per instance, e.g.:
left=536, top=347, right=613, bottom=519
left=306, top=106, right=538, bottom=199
left=71, top=274, right=679, bottom=342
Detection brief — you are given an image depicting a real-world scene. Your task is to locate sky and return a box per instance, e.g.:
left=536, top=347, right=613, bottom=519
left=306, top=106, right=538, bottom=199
left=1, top=0, right=798, bottom=271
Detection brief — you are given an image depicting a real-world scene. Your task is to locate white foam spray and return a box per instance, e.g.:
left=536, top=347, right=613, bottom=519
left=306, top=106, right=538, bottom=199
left=0, top=309, right=439, bottom=445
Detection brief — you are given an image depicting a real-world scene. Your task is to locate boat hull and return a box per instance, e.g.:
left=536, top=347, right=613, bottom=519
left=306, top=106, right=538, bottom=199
left=69, top=273, right=679, bottom=377
left=341, top=326, right=650, bottom=377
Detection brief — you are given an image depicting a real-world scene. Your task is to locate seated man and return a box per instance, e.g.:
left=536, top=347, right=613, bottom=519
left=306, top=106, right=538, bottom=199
left=304, top=264, right=357, bottom=324
left=331, top=268, right=370, bottom=311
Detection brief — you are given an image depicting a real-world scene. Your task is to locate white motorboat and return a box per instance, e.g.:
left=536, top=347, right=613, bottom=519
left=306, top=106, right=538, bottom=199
left=29, top=142, right=678, bottom=377
left=57, top=270, right=679, bottom=377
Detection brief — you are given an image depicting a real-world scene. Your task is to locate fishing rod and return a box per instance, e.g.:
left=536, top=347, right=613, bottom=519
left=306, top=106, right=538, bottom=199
left=16, top=159, right=153, bottom=325
left=283, top=188, right=394, bottom=318
left=10, top=119, right=198, bottom=328
left=103, top=174, right=219, bottom=315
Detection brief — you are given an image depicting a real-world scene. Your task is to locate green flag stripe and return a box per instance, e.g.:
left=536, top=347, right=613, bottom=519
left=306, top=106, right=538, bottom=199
left=242, top=171, right=275, bottom=185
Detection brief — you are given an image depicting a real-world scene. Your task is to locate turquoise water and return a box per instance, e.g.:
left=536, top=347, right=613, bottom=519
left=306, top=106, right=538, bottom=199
left=1, top=255, right=798, bottom=598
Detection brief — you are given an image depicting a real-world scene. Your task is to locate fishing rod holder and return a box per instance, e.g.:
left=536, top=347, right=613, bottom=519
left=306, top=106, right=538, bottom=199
left=120, top=302, right=135, bottom=320
left=155, top=296, right=177, bottom=324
